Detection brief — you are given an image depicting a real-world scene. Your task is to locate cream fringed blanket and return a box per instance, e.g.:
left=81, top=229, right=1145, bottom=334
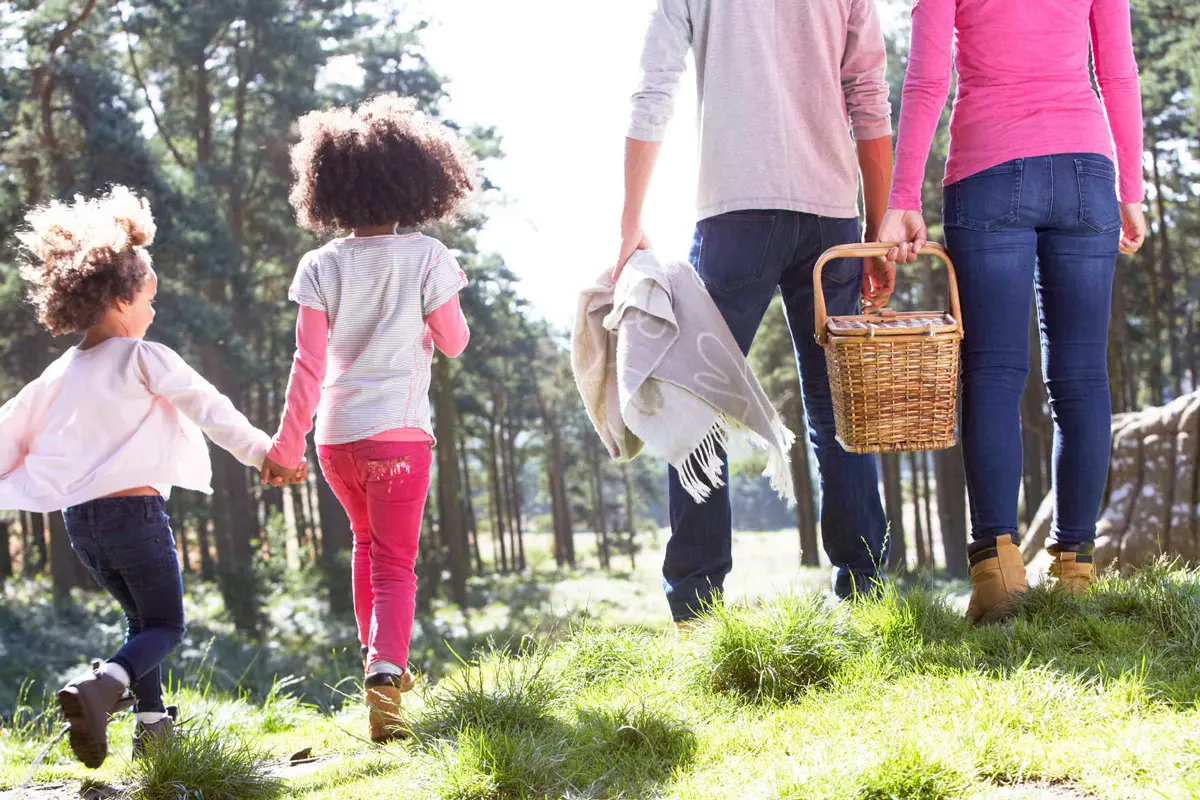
left=571, top=250, right=796, bottom=505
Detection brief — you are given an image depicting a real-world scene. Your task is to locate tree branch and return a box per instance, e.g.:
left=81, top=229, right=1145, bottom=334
left=116, top=3, right=189, bottom=170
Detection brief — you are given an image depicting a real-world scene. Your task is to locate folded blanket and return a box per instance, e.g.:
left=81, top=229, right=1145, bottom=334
left=572, top=249, right=796, bottom=505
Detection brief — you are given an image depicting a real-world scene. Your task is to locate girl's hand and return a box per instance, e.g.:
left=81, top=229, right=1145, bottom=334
left=1119, top=202, right=1147, bottom=255
left=262, top=456, right=307, bottom=487
left=876, top=208, right=928, bottom=264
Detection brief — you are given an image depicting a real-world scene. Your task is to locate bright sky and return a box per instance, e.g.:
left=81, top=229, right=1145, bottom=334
left=417, top=0, right=699, bottom=328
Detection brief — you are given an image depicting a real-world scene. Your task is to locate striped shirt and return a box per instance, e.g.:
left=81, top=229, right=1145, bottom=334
left=288, top=233, right=466, bottom=445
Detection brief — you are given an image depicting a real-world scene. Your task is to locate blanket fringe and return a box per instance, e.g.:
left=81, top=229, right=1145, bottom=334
left=675, top=416, right=796, bottom=507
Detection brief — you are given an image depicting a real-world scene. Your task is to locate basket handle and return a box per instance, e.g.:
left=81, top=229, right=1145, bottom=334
left=813, top=242, right=961, bottom=345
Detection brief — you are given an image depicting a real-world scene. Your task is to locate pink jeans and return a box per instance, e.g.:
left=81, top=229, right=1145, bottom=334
left=316, top=440, right=433, bottom=670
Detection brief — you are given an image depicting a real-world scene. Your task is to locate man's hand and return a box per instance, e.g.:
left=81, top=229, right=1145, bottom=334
left=862, top=256, right=895, bottom=312
left=615, top=224, right=652, bottom=282
left=876, top=208, right=928, bottom=264
left=1119, top=202, right=1147, bottom=255
left=262, top=456, right=308, bottom=487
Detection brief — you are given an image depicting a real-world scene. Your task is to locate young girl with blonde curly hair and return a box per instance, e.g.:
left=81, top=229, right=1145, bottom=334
left=264, top=93, right=475, bottom=742
left=0, top=186, right=286, bottom=767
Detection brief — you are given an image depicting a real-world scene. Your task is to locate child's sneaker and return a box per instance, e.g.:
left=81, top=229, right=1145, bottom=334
left=365, top=673, right=410, bottom=743
left=57, top=670, right=129, bottom=768
left=132, top=705, right=178, bottom=758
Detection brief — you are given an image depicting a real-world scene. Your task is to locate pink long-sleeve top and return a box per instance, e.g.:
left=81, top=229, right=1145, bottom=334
left=889, top=0, right=1144, bottom=211
left=268, top=296, right=469, bottom=469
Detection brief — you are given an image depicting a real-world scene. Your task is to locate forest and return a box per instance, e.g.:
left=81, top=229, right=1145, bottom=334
left=0, top=0, right=1197, bottom=638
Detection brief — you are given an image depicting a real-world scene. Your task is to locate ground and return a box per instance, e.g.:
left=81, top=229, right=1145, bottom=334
left=2, top=531, right=1199, bottom=799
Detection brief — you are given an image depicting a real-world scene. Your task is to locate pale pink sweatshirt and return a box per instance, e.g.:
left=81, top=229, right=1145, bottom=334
left=268, top=298, right=468, bottom=468
left=890, top=0, right=1144, bottom=211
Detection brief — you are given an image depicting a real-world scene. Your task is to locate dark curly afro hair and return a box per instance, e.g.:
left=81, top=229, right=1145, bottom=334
left=17, top=185, right=155, bottom=336
left=289, top=94, right=478, bottom=236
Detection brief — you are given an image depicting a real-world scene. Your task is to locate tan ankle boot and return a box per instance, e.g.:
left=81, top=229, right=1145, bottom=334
left=1049, top=550, right=1095, bottom=594
left=365, top=673, right=410, bottom=743
left=966, top=534, right=1027, bottom=625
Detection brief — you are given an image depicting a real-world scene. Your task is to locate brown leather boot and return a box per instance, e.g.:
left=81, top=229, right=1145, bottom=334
left=365, top=673, right=410, bottom=743
left=1049, top=548, right=1096, bottom=594
left=966, top=534, right=1027, bottom=625
left=132, top=705, right=177, bottom=759
left=57, top=669, right=130, bottom=768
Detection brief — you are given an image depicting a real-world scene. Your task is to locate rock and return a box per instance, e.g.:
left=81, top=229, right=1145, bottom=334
left=1022, top=391, right=1200, bottom=576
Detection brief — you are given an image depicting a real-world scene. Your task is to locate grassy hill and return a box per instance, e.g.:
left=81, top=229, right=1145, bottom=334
left=3, top=539, right=1200, bottom=798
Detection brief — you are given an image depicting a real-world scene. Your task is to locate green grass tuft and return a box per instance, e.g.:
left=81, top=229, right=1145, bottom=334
left=416, top=640, right=561, bottom=740
left=692, top=595, right=856, bottom=702
left=124, top=719, right=283, bottom=800
left=854, top=742, right=970, bottom=800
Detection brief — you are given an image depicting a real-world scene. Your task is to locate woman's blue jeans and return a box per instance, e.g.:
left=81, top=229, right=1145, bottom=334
left=944, top=153, right=1121, bottom=552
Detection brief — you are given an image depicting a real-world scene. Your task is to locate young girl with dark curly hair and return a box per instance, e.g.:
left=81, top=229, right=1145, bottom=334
left=0, top=186, right=288, bottom=768
left=263, top=93, right=475, bottom=742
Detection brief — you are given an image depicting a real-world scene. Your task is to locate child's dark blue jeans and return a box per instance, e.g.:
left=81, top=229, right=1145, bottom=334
left=63, top=496, right=186, bottom=714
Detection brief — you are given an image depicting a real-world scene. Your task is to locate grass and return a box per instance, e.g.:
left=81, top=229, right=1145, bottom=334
left=5, top=547, right=1200, bottom=798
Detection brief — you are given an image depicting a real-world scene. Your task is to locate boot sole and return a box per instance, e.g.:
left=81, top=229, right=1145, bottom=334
left=57, top=687, right=106, bottom=769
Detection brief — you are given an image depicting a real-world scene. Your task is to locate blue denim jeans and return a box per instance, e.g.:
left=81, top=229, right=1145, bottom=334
left=944, top=154, right=1120, bottom=552
left=664, top=211, right=890, bottom=620
left=64, top=497, right=186, bottom=713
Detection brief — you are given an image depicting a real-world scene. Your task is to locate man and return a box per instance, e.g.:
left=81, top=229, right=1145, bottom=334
left=618, top=0, right=896, bottom=621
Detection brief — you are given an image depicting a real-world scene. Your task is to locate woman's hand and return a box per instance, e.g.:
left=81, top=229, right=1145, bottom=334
left=862, top=256, right=895, bottom=312
left=1119, top=202, right=1147, bottom=255
left=876, top=208, right=928, bottom=264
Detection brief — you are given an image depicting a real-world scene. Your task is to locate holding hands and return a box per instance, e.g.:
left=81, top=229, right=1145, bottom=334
left=261, top=456, right=308, bottom=487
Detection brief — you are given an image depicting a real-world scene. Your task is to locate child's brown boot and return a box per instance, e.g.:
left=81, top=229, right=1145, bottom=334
left=1049, top=547, right=1096, bottom=595
left=965, top=534, right=1027, bottom=625
left=57, top=670, right=129, bottom=768
left=365, top=673, right=410, bottom=743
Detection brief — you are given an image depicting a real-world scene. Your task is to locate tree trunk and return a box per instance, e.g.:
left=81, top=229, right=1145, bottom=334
left=458, top=436, right=483, bottom=573
left=787, top=400, right=819, bottom=567
left=502, top=413, right=526, bottom=572
left=316, top=467, right=353, bottom=615
left=882, top=454, right=907, bottom=571
left=48, top=512, right=76, bottom=600
left=197, top=499, right=216, bottom=582
left=487, top=416, right=508, bottom=573
left=588, top=438, right=611, bottom=569
left=1150, top=139, right=1181, bottom=397
left=0, top=516, right=12, bottom=590
left=919, top=452, right=937, bottom=567
left=211, top=453, right=261, bottom=634
left=29, top=511, right=47, bottom=575
left=909, top=453, right=928, bottom=568
left=935, top=445, right=969, bottom=578
left=622, top=464, right=638, bottom=570
left=433, top=355, right=470, bottom=609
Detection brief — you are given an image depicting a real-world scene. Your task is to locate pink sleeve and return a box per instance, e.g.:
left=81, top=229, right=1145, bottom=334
left=426, top=293, right=470, bottom=358
left=0, top=383, right=37, bottom=477
left=268, top=305, right=328, bottom=468
left=1090, top=0, right=1144, bottom=203
left=888, top=0, right=955, bottom=211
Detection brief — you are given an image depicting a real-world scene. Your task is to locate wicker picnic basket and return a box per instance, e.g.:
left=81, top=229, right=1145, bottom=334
left=814, top=242, right=963, bottom=454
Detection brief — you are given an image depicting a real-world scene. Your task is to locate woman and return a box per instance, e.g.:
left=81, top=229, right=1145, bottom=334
left=877, top=0, right=1147, bottom=624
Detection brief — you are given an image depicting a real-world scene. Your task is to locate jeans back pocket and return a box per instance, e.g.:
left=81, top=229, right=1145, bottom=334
left=1075, top=157, right=1121, bottom=234
left=951, top=160, right=1023, bottom=231
left=693, top=211, right=778, bottom=291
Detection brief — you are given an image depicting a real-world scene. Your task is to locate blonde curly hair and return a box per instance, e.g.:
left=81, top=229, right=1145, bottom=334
left=288, top=93, right=477, bottom=236
left=16, top=185, right=156, bottom=335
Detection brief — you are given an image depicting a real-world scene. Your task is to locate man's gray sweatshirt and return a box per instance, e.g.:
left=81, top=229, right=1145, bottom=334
left=629, top=0, right=892, bottom=221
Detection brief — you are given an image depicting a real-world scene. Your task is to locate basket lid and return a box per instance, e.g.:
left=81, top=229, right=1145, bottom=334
left=826, top=309, right=959, bottom=337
